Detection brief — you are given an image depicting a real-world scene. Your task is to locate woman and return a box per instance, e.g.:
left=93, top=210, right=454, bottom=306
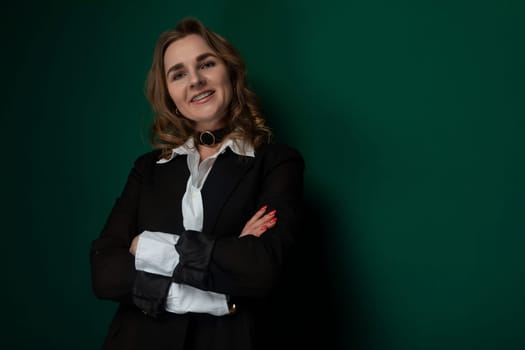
left=90, top=17, right=304, bottom=350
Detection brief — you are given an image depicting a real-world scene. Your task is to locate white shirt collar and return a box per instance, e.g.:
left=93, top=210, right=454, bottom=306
left=156, top=137, right=255, bottom=164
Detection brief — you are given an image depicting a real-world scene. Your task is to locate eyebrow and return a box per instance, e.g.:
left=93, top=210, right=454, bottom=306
left=165, top=52, right=218, bottom=77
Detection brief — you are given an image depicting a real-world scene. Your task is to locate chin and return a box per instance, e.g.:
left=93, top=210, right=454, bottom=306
left=190, top=110, right=227, bottom=124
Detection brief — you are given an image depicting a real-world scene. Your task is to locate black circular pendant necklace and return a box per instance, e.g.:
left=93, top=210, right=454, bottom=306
left=196, top=127, right=231, bottom=146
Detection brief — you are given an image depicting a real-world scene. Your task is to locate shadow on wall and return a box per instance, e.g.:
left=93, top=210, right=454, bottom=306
left=254, top=190, right=368, bottom=349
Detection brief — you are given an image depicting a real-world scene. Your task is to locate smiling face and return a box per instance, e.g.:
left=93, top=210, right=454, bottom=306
left=164, top=34, right=233, bottom=131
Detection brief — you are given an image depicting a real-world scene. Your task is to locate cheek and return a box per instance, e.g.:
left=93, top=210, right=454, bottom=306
left=167, top=85, right=184, bottom=105
left=221, top=80, right=233, bottom=104
left=218, top=69, right=233, bottom=102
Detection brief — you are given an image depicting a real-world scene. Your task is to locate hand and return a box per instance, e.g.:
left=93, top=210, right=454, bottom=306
left=129, top=235, right=140, bottom=256
left=239, top=205, right=277, bottom=238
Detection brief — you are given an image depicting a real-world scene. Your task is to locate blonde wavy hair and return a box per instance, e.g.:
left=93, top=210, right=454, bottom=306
left=145, top=17, right=271, bottom=158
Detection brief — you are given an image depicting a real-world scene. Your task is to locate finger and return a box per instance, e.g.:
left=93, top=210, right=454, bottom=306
left=265, top=217, right=278, bottom=229
left=257, top=218, right=277, bottom=232
left=265, top=209, right=277, bottom=219
left=251, top=211, right=277, bottom=227
left=253, top=224, right=269, bottom=237
left=129, top=235, right=140, bottom=255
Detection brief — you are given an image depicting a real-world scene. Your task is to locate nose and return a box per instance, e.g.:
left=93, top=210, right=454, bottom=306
left=189, top=69, right=205, bottom=89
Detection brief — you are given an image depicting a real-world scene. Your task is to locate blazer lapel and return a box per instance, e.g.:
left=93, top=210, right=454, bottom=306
left=200, top=148, right=254, bottom=236
left=141, top=155, right=189, bottom=234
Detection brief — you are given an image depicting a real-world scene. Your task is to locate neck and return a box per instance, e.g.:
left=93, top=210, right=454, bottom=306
left=197, top=140, right=224, bottom=163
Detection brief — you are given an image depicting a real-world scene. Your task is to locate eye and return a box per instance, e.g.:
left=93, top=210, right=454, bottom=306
left=170, top=71, right=185, bottom=81
left=200, top=61, right=216, bottom=70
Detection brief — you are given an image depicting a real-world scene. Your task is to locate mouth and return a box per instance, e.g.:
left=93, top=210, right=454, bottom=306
left=190, top=90, right=215, bottom=104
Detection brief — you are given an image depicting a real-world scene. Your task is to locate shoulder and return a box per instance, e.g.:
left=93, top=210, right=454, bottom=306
left=131, top=149, right=163, bottom=171
left=254, top=142, right=305, bottom=169
left=256, top=142, right=303, bottom=158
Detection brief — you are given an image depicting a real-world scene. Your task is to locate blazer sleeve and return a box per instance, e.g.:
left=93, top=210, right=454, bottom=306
left=89, top=153, right=153, bottom=303
left=172, top=145, right=305, bottom=297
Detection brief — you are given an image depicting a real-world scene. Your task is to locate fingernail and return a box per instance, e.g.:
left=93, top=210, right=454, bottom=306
left=269, top=218, right=277, bottom=224
left=260, top=205, right=268, bottom=211
left=268, top=210, right=277, bottom=217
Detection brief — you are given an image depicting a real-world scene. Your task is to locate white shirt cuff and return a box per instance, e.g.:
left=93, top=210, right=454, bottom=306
left=166, top=283, right=229, bottom=316
left=135, top=231, right=179, bottom=277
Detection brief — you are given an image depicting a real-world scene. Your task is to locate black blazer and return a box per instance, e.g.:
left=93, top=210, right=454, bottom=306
left=90, top=143, right=305, bottom=350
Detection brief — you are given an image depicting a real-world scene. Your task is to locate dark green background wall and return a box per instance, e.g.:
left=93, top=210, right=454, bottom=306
left=3, top=0, right=524, bottom=349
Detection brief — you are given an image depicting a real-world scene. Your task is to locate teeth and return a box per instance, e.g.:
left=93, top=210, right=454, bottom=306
left=192, top=91, right=213, bottom=101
